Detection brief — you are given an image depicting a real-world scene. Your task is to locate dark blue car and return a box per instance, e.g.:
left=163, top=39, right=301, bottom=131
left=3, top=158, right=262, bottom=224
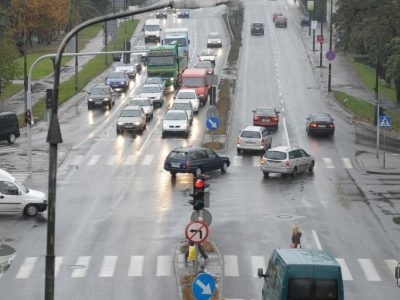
left=105, top=71, right=129, bottom=92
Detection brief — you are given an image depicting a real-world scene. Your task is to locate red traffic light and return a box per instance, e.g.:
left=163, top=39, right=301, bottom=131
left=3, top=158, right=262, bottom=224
left=194, top=179, right=205, bottom=189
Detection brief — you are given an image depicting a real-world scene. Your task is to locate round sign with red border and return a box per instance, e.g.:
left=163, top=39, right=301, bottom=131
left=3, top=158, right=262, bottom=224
left=185, top=221, right=209, bottom=244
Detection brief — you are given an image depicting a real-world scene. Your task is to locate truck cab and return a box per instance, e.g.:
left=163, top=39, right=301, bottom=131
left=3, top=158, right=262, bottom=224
left=144, top=19, right=162, bottom=43
left=180, top=68, right=211, bottom=106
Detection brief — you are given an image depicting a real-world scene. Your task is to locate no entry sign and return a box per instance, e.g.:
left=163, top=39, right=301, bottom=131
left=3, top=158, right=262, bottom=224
left=185, top=221, right=209, bottom=244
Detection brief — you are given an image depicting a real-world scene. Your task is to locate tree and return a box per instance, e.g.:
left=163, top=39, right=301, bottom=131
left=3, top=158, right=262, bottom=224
left=386, top=37, right=400, bottom=103
left=0, top=38, right=20, bottom=89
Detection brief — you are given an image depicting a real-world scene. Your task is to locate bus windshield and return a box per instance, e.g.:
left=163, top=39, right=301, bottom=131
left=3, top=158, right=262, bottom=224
left=148, top=56, right=174, bottom=66
left=165, top=38, right=187, bottom=46
left=182, top=77, right=206, bottom=86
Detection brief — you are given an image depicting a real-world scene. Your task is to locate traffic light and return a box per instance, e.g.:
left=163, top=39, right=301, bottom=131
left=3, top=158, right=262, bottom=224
left=373, top=105, right=385, bottom=126
left=24, top=110, right=32, bottom=125
left=189, top=176, right=209, bottom=211
left=0, top=78, right=4, bottom=94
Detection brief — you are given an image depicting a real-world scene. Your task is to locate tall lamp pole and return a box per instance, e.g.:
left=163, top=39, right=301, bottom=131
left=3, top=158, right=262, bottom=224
left=375, top=0, right=380, bottom=159
left=319, top=0, right=324, bottom=67
left=327, top=0, right=333, bottom=91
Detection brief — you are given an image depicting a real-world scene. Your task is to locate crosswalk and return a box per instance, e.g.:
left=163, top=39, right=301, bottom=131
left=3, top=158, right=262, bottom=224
left=1, top=254, right=396, bottom=282
left=61, top=153, right=356, bottom=170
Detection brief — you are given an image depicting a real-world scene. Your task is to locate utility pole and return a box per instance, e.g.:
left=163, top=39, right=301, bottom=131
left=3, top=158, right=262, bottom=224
left=328, top=0, right=333, bottom=92
left=375, top=0, right=380, bottom=159
left=319, top=0, right=324, bottom=67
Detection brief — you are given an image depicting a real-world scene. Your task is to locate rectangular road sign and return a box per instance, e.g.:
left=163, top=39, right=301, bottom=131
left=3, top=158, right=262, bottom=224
left=317, top=35, right=324, bottom=44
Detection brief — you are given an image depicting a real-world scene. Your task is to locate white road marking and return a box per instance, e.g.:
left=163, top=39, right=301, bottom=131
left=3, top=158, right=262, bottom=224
left=282, top=117, right=290, bottom=146
left=87, top=155, right=100, bottom=166
left=142, top=154, right=154, bottom=165
left=224, top=255, right=239, bottom=277
left=358, top=259, right=381, bottom=281
left=341, top=158, right=353, bottom=169
left=123, top=154, right=137, bottom=165
left=323, top=157, right=335, bottom=168
left=385, top=259, right=398, bottom=278
left=312, top=230, right=322, bottom=250
left=99, top=256, right=118, bottom=277
left=128, top=256, right=144, bottom=277
left=55, top=256, right=63, bottom=277
left=251, top=256, right=266, bottom=277
left=156, top=255, right=171, bottom=276
left=335, top=258, right=353, bottom=281
left=15, top=257, right=38, bottom=279
left=106, top=155, right=119, bottom=165
left=71, top=256, right=90, bottom=278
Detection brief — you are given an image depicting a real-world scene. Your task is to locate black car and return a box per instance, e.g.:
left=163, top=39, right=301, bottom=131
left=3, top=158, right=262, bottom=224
left=306, top=113, right=335, bottom=137
left=177, top=9, right=190, bottom=18
left=164, top=146, right=230, bottom=176
left=87, top=84, right=115, bottom=110
left=275, top=16, right=288, bottom=28
left=251, top=23, right=265, bottom=35
left=112, top=53, right=122, bottom=62
left=0, top=112, right=20, bottom=144
left=301, top=16, right=311, bottom=26
left=156, top=10, right=167, bottom=18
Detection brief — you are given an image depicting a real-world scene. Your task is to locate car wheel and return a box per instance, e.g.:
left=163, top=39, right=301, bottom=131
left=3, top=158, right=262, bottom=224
left=237, top=148, right=241, bottom=155
left=221, top=162, right=228, bottom=173
left=194, top=168, right=202, bottom=177
left=7, top=133, right=16, bottom=144
left=308, top=161, right=315, bottom=173
left=87, top=103, right=92, bottom=110
left=170, top=171, right=177, bottom=176
left=116, top=129, right=121, bottom=135
left=185, top=131, right=189, bottom=138
left=161, top=132, right=165, bottom=139
left=24, top=204, right=39, bottom=217
left=291, top=167, right=298, bottom=178
left=263, top=171, right=269, bottom=177
left=330, top=131, right=335, bottom=137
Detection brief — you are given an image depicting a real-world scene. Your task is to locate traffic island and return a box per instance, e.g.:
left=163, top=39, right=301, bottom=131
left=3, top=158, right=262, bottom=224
left=175, top=240, right=223, bottom=300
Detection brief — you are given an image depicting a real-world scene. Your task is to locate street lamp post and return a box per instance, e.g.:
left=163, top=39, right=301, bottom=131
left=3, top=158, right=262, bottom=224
left=328, top=0, right=333, bottom=92
left=319, top=0, right=324, bottom=67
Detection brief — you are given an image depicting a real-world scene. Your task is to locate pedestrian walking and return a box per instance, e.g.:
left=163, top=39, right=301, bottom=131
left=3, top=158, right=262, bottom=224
left=290, top=225, right=302, bottom=248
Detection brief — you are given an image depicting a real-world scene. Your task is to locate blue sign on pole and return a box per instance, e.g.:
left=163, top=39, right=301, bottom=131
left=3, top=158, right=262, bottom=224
left=192, top=273, right=216, bottom=300
left=379, top=115, right=391, bottom=128
left=326, top=50, right=335, bottom=61
left=206, top=116, right=220, bottom=131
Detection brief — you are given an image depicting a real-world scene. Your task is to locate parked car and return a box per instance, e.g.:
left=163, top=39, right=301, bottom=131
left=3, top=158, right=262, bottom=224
left=260, top=146, right=315, bottom=177
left=252, top=107, right=280, bottom=131
left=177, top=8, right=190, bottom=18
left=87, top=84, right=115, bottom=110
left=162, top=109, right=190, bottom=138
left=251, top=22, right=265, bottom=35
left=116, top=106, right=146, bottom=134
left=139, top=84, right=165, bottom=108
left=275, top=16, right=288, bottom=28
left=194, top=60, right=214, bottom=75
left=0, top=168, right=47, bottom=217
left=236, top=126, right=272, bottom=154
left=105, top=71, right=130, bottom=92
left=128, top=97, right=154, bottom=121
left=306, top=113, right=335, bottom=137
left=301, top=15, right=311, bottom=26
left=156, top=10, right=167, bottom=18
left=170, top=99, right=194, bottom=124
left=273, top=12, right=283, bottom=22
left=206, top=32, right=222, bottom=48
left=175, top=89, right=200, bottom=113
left=163, top=146, right=230, bottom=176
left=199, top=49, right=216, bottom=65
left=0, top=112, right=20, bottom=144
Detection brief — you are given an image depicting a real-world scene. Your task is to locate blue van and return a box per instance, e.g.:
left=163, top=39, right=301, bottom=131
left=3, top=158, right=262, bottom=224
left=258, top=249, right=344, bottom=300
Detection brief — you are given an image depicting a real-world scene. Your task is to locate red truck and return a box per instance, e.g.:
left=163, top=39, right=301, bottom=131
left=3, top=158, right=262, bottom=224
left=179, top=68, right=211, bottom=106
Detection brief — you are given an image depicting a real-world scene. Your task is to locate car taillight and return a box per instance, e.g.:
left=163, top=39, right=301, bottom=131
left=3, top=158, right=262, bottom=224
left=254, top=116, right=260, bottom=121
left=328, top=124, right=335, bottom=128
left=310, top=123, right=318, bottom=128
left=271, top=117, right=278, bottom=122
left=186, top=160, right=190, bottom=167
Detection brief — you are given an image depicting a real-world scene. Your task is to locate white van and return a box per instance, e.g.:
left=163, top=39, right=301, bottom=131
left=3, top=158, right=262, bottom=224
left=144, top=19, right=162, bottom=43
left=0, top=169, right=47, bottom=217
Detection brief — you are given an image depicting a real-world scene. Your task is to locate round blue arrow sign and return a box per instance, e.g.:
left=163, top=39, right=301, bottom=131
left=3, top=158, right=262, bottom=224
left=206, top=116, right=220, bottom=131
left=192, top=273, right=216, bottom=300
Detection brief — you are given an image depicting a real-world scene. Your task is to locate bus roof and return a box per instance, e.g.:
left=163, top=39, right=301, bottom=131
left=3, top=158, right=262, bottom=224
left=276, top=249, right=340, bottom=267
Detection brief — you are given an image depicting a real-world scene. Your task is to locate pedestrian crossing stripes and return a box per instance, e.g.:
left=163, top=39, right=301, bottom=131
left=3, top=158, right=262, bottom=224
left=0, top=146, right=18, bottom=154
left=1, top=255, right=397, bottom=281
left=61, top=154, right=356, bottom=170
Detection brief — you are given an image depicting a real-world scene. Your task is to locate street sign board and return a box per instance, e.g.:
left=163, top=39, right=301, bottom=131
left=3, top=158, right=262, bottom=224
left=185, top=221, right=209, bottom=244
left=191, top=209, right=212, bottom=226
left=192, top=273, right=216, bottom=300
left=379, top=115, right=391, bottom=128
left=206, top=116, right=220, bottom=131
left=317, top=35, right=324, bottom=44
left=326, top=50, right=335, bottom=61
left=311, top=20, right=318, bottom=30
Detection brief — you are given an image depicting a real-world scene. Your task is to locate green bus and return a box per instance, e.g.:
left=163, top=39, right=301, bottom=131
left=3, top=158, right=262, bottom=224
left=258, top=249, right=344, bottom=300
left=146, top=44, right=188, bottom=87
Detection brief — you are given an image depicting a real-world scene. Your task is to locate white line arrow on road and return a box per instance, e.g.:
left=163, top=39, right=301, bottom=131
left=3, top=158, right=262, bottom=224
left=196, top=279, right=212, bottom=294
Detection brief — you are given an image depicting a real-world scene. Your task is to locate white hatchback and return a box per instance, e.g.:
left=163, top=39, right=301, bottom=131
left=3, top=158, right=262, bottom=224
left=175, top=89, right=200, bottom=113
left=237, top=126, right=272, bottom=154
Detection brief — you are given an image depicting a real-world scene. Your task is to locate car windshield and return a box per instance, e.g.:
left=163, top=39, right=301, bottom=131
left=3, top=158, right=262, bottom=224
left=141, top=86, right=161, bottom=93
left=252, top=23, right=263, bottom=27
left=177, top=92, right=196, bottom=99
left=265, top=151, right=287, bottom=160
left=147, top=56, right=174, bottom=66
left=168, top=151, right=187, bottom=160
left=130, top=100, right=150, bottom=106
left=108, top=72, right=125, bottom=79
left=146, top=78, right=163, bottom=85
left=201, top=50, right=214, bottom=56
left=240, top=130, right=261, bottom=138
left=208, top=33, right=220, bottom=38
left=165, top=112, right=186, bottom=120
left=90, top=87, right=109, bottom=95
left=144, top=25, right=160, bottom=31
left=165, top=38, right=187, bottom=46
left=172, top=103, right=191, bottom=110
left=120, top=109, right=141, bottom=117
left=312, top=114, right=331, bottom=122
left=182, top=77, right=206, bottom=86
left=195, top=61, right=212, bottom=68
left=256, top=108, right=275, bottom=115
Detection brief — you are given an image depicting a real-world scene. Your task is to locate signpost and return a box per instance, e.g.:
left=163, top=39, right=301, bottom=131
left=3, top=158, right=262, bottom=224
left=192, top=273, right=216, bottom=300
left=191, top=209, right=212, bottom=226
left=206, top=116, right=220, bottom=131
left=185, top=221, right=209, bottom=244
left=379, top=115, right=391, bottom=168
left=326, top=50, right=335, bottom=61
left=317, top=35, right=324, bottom=44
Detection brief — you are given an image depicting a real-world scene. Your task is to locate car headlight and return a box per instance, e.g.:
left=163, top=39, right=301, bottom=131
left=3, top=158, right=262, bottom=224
left=103, top=98, right=110, bottom=101
left=117, top=121, right=123, bottom=126
left=88, top=98, right=93, bottom=102
left=134, top=121, right=141, bottom=125
left=170, top=77, right=174, bottom=82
